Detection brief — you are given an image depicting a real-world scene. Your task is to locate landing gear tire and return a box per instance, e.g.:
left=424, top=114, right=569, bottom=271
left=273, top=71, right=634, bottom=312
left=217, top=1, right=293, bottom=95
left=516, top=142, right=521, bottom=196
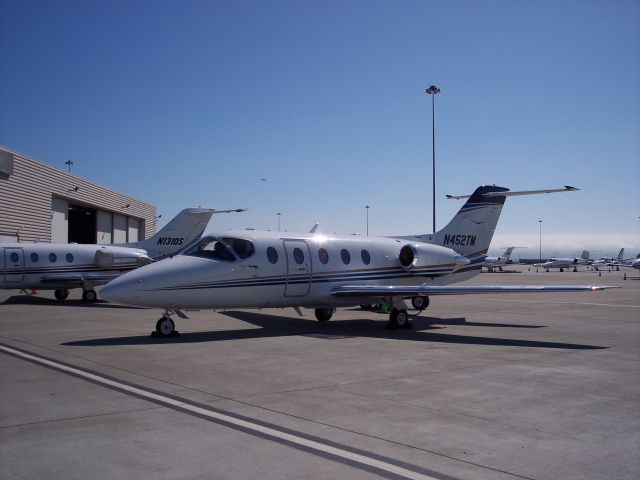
left=573, top=267, right=578, bottom=272
left=411, top=296, right=429, bottom=311
left=387, top=309, right=412, bottom=329
left=315, top=307, right=335, bottom=322
left=559, top=267, right=564, bottom=272
left=54, top=289, right=69, bottom=301
left=155, top=316, right=176, bottom=336
left=82, top=289, right=97, bottom=302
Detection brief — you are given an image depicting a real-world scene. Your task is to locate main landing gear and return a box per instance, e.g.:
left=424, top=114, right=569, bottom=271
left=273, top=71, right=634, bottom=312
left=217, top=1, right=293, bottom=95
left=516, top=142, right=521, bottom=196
left=54, top=288, right=69, bottom=301
left=314, top=307, right=335, bottom=322
left=82, top=289, right=98, bottom=302
left=387, top=308, right=412, bottom=329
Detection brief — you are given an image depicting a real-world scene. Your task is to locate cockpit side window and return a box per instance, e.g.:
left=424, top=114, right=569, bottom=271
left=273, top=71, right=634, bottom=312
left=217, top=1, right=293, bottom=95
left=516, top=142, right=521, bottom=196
left=222, top=238, right=255, bottom=259
left=184, top=236, right=236, bottom=262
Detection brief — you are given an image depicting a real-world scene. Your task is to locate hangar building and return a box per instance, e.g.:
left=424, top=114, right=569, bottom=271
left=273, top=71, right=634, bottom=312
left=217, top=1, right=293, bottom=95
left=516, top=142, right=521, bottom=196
left=0, top=146, right=156, bottom=244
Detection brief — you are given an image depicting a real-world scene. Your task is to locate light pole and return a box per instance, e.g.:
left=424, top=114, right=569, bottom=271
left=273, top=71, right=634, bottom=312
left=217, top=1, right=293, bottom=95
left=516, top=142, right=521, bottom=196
left=277, top=212, right=281, bottom=232
left=365, top=205, right=370, bottom=236
left=65, top=160, right=73, bottom=173
left=426, top=85, right=440, bottom=233
left=538, top=220, right=542, bottom=262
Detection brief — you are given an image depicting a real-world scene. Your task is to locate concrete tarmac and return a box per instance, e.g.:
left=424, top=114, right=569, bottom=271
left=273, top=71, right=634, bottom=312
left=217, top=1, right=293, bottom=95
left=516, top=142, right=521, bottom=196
left=1, top=266, right=638, bottom=480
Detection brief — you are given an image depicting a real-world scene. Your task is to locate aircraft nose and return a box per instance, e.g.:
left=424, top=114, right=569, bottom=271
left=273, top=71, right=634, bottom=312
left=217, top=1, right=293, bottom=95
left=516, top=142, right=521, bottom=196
left=101, top=276, right=141, bottom=305
left=453, top=254, right=470, bottom=271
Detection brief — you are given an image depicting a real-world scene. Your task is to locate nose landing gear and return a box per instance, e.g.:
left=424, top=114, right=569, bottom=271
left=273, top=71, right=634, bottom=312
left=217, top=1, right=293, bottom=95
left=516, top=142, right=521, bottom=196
left=151, top=309, right=183, bottom=337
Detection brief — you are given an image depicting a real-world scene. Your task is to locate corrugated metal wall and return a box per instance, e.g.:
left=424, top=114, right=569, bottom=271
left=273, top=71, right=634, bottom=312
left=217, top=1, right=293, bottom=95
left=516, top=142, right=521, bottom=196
left=0, top=146, right=156, bottom=243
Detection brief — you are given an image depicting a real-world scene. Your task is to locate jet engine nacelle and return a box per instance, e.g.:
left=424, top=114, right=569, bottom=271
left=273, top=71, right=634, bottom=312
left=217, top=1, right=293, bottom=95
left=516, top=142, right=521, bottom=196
left=398, top=243, right=467, bottom=272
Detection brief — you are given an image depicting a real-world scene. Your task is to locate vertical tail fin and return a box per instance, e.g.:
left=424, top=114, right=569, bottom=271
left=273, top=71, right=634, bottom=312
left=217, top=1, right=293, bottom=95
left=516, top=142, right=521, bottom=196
left=580, top=250, right=589, bottom=260
left=396, top=185, right=508, bottom=259
left=126, top=208, right=215, bottom=258
left=396, top=185, right=578, bottom=261
left=502, top=246, right=515, bottom=260
left=431, top=185, right=509, bottom=258
left=617, top=248, right=624, bottom=261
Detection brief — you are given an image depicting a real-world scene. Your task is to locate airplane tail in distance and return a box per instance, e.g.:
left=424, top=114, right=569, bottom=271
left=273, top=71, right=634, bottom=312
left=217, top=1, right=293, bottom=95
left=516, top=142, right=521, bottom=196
left=580, top=250, right=589, bottom=260
left=503, top=246, right=515, bottom=260
left=397, top=185, right=578, bottom=260
left=617, top=248, right=625, bottom=261
left=126, top=208, right=215, bottom=259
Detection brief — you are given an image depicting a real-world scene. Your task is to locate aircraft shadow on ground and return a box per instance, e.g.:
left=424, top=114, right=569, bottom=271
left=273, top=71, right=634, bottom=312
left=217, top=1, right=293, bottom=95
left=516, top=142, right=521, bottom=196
left=1, top=295, right=145, bottom=310
left=63, top=310, right=606, bottom=350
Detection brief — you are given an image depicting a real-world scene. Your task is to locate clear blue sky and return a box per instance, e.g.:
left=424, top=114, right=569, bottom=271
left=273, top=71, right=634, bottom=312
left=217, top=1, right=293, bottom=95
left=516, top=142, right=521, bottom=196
left=1, top=0, right=638, bottom=257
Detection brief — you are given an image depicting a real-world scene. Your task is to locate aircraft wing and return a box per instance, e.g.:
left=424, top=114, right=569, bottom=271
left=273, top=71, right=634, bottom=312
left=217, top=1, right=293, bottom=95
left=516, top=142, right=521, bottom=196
left=40, top=273, right=123, bottom=284
left=331, top=284, right=616, bottom=298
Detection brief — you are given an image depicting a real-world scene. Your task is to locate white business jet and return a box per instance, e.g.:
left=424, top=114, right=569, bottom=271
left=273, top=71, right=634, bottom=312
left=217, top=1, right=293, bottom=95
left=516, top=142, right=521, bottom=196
left=101, top=185, right=615, bottom=335
left=534, top=250, right=590, bottom=272
left=483, top=246, right=522, bottom=272
left=0, top=208, right=244, bottom=301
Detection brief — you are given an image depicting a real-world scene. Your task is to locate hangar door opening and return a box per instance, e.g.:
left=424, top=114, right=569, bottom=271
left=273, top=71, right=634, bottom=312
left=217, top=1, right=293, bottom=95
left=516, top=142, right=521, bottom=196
left=68, top=203, right=97, bottom=244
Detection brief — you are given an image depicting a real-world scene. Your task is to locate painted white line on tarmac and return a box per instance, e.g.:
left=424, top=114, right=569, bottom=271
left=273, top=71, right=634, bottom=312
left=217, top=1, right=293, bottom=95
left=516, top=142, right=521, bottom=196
left=0, top=344, right=442, bottom=480
left=472, top=299, right=640, bottom=308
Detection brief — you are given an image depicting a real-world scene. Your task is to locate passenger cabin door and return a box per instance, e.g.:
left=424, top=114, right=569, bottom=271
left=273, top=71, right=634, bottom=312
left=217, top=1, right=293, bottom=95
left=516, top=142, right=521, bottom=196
left=3, top=248, right=25, bottom=283
left=283, top=240, right=312, bottom=297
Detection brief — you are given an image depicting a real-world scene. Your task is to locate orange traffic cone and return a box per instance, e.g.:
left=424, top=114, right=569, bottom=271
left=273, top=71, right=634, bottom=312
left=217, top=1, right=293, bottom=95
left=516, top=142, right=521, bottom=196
left=598, top=271, right=601, bottom=277
left=624, top=272, right=627, bottom=280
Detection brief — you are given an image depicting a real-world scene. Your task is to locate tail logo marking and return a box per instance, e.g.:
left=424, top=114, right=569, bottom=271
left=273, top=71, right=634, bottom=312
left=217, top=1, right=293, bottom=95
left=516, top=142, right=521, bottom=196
left=157, top=237, right=185, bottom=246
left=443, top=234, right=476, bottom=247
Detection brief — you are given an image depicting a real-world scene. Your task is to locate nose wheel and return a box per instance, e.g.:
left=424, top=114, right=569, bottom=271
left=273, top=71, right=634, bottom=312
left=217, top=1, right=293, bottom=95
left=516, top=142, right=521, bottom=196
left=153, top=315, right=179, bottom=337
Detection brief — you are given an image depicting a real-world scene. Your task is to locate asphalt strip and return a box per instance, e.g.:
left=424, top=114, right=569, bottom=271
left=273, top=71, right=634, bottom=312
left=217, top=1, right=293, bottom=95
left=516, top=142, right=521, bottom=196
left=0, top=343, right=455, bottom=480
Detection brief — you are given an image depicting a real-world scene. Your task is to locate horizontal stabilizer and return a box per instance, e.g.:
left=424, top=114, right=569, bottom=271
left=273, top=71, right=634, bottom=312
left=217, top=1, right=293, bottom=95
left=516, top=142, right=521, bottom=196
left=446, top=185, right=578, bottom=200
left=212, top=208, right=248, bottom=214
left=331, top=284, right=617, bottom=298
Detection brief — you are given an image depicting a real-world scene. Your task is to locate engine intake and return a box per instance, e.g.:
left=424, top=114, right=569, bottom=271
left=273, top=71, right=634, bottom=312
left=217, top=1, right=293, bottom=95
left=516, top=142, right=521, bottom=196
left=399, top=245, right=417, bottom=270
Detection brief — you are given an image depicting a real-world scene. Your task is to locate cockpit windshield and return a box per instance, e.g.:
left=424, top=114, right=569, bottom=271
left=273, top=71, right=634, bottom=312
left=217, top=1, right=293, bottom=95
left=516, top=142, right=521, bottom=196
left=222, top=237, right=255, bottom=259
left=184, top=236, right=255, bottom=261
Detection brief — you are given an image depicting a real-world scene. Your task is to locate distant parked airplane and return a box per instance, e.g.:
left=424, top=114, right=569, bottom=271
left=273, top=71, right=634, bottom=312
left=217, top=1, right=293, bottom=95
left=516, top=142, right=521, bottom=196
left=534, top=250, right=590, bottom=272
left=592, top=248, right=631, bottom=271
left=483, top=246, right=522, bottom=272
